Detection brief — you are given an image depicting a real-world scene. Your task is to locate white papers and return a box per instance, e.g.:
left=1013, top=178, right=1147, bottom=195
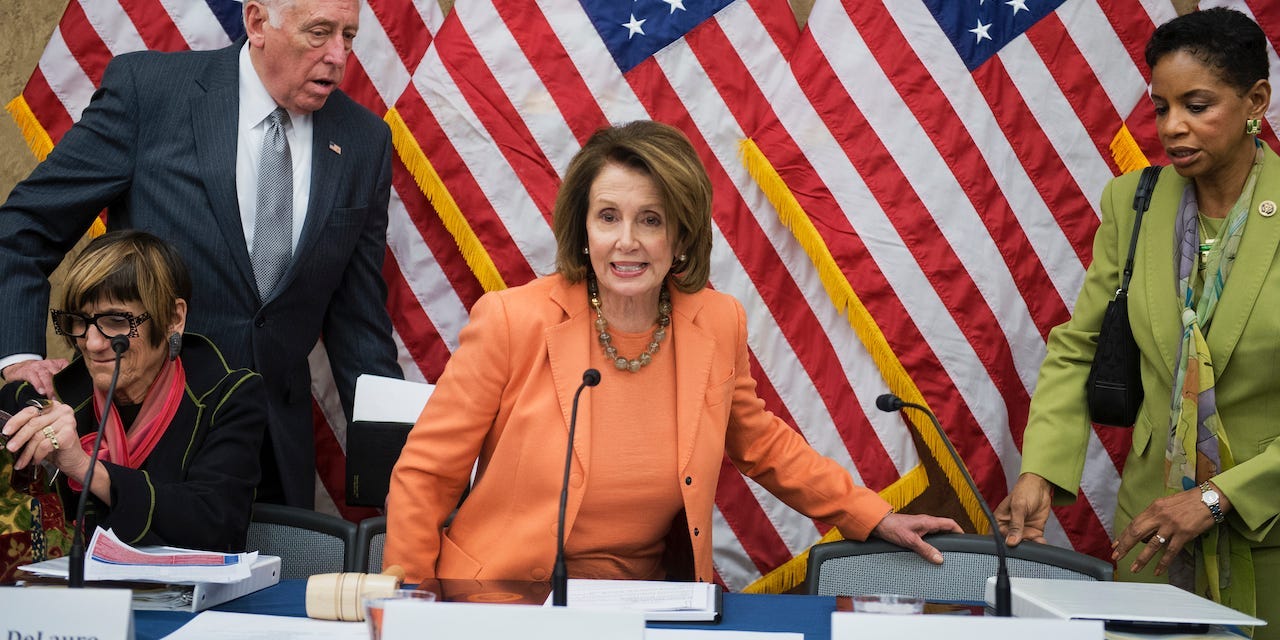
left=19, top=555, right=279, bottom=612
left=163, top=611, right=366, bottom=640
left=991, top=577, right=1265, bottom=628
left=353, top=374, right=433, bottom=423
left=21, top=528, right=256, bottom=584
left=545, top=579, right=721, bottom=621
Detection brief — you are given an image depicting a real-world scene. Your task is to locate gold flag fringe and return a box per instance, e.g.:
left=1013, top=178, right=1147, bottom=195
left=385, top=107, right=507, bottom=293
left=6, top=95, right=54, bottom=162
left=6, top=95, right=103, bottom=239
left=737, top=136, right=988, bottom=544
left=742, top=464, right=929, bottom=594
left=740, top=120, right=1160, bottom=594
left=1109, top=124, right=1151, bottom=175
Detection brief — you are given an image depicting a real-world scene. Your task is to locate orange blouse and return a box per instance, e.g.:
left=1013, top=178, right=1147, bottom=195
left=565, top=328, right=681, bottom=579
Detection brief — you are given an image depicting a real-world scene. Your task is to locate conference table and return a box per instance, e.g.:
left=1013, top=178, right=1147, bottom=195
left=134, top=580, right=893, bottom=640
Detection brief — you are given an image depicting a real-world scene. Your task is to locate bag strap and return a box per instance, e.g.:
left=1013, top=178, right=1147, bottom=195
left=1118, top=165, right=1163, bottom=295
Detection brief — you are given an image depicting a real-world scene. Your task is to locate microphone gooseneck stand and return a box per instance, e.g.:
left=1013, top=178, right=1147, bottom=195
left=552, top=368, right=601, bottom=606
left=69, top=334, right=131, bottom=589
left=875, top=393, right=1011, bottom=616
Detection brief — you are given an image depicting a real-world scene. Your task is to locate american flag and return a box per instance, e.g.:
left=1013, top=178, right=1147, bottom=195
left=8, top=0, right=1280, bottom=591
left=746, top=0, right=1280, bottom=566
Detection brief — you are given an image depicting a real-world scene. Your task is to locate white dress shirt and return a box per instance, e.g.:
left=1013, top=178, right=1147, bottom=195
left=236, top=42, right=312, bottom=254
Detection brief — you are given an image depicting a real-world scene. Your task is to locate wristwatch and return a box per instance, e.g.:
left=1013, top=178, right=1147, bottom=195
left=1200, top=482, right=1225, bottom=524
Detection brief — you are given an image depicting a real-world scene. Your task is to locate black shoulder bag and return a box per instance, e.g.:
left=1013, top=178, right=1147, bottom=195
left=1085, top=165, right=1161, bottom=428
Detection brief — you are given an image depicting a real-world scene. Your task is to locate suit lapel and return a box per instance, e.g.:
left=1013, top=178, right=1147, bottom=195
left=276, top=102, right=346, bottom=297
left=545, top=280, right=594, bottom=522
left=1141, top=168, right=1187, bottom=378
left=1142, top=147, right=1280, bottom=379
left=671, top=290, right=714, bottom=474
left=1206, top=146, right=1280, bottom=375
left=541, top=281, right=716, bottom=524
left=192, top=44, right=257, bottom=297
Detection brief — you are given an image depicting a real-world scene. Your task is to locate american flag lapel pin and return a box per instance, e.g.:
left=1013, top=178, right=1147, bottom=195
left=329, top=141, right=342, bottom=155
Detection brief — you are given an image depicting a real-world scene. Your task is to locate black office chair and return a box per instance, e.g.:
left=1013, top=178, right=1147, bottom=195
left=351, top=515, right=387, bottom=574
left=245, top=503, right=358, bottom=580
left=806, top=533, right=1112, bottom=602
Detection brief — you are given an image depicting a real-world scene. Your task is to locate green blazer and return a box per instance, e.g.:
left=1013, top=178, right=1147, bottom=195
left=1023, top=144, right=1280, bottom=549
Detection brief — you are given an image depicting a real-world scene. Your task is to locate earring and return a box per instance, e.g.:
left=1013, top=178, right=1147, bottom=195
left=671, top=253, right=689, bottom=274
left=1246, top=118, right=1262, bottom=135
left=582, top=247, right=589, bottom=255
left=168, top=332, right=182, bottom=360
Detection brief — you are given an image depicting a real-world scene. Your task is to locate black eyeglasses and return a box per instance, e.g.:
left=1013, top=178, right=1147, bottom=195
left=50, top=309, right=151, bottom=339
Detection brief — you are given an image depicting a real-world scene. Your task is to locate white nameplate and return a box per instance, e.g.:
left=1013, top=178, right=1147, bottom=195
left=0, top=587, right=133, bottom=640
left=381, top=600, right=644, bottom=640
left=831, top=611, right=1103, bottom=640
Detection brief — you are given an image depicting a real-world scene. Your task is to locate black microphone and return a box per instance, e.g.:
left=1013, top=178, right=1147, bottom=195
left=69, top=335, right=131, bottom=588
left=875, top=392, right=1011, bottom=617
left=552, top=369, right=601, bottom=606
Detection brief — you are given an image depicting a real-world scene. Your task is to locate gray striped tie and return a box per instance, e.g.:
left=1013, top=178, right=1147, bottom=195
left=252, top=107, right=293, bottom=297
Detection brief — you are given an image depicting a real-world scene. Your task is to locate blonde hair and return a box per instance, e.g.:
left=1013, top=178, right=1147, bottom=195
left=552, top=120, right=713, bottom=294
left=60, top=231, right=192, bottom=349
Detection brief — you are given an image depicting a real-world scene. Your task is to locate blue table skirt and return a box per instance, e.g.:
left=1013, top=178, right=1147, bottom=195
left=135, top=580, right=837, bottom=640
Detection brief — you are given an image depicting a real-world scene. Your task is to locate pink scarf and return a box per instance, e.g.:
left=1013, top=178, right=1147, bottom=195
left=69, top=357, right=186, bottom=490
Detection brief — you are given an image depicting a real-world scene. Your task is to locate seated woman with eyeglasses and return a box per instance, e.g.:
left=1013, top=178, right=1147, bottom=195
left=0, top=231, right=267, bottom=568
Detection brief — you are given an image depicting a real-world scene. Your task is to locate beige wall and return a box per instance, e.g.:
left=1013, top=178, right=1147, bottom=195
left=0, top=1, right=68, bottom=201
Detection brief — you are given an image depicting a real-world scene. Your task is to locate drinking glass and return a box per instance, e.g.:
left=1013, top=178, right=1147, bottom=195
left=364, top=588, right=437, bottom=640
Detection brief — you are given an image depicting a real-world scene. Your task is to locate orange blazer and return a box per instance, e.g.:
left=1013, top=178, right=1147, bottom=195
left=385, top=274, right=892, bottom=583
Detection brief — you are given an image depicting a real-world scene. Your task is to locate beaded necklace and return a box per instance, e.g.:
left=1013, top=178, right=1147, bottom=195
left=587, top=275, right=672, bottom=373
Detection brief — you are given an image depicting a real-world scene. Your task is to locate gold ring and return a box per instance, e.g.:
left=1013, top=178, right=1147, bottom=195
left=42, top=426, right=59, bottom=450
left=1152, top=534, right=1167, bottom=545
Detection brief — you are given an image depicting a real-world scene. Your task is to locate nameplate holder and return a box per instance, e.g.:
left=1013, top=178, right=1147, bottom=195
left=832, top=611, right=1102, bottom=640
left=0, top=586, right=134, bottom=640
left=382, top=600, right=644, bottom=640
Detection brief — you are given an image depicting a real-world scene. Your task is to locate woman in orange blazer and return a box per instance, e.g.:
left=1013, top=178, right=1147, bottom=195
left=385, top=121, right=960, bottom=584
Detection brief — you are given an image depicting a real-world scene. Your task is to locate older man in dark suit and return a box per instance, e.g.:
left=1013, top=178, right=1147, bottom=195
left=0, top=0, right=401, bottom=508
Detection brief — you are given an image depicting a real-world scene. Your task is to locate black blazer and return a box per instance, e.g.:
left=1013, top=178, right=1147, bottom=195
left=1, top=334, right=265, bottom=551
left=0, top=42, right=402, bottom=506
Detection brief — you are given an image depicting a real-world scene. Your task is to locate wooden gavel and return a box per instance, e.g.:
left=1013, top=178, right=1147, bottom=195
left=305, top=564, right=408, bottom=621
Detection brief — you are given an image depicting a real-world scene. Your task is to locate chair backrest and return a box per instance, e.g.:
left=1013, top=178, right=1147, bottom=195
left=807, top=533, right=1112, bottom=602
left=352, top=515, right=387, bottom=574
left=245, top=503, right=358, bottom=580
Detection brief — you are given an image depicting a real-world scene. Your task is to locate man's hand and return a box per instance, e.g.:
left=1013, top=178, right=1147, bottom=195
left=994, top=472, right=1053, bottom=546
left=870, top=512, right=964, bottom=564
left=3, top=359, right=69, bottom=397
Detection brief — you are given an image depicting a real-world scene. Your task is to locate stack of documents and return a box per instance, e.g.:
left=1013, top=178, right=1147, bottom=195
left=353, top=373, right=434, bottom=423
left=20, top=527, right=280, bottom=611
left=546, top=579, right=722, bottom=622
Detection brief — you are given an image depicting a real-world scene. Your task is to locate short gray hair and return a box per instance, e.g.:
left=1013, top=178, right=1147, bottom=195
left=245, top=0, right=296, bottom=28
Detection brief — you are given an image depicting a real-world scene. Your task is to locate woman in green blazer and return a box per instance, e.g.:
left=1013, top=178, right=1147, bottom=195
left=995, top=8, right=1279, bottom=634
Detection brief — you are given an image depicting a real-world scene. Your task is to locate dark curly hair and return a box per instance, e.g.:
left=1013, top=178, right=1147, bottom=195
left=1145, top=8, right=1269, bottom=93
